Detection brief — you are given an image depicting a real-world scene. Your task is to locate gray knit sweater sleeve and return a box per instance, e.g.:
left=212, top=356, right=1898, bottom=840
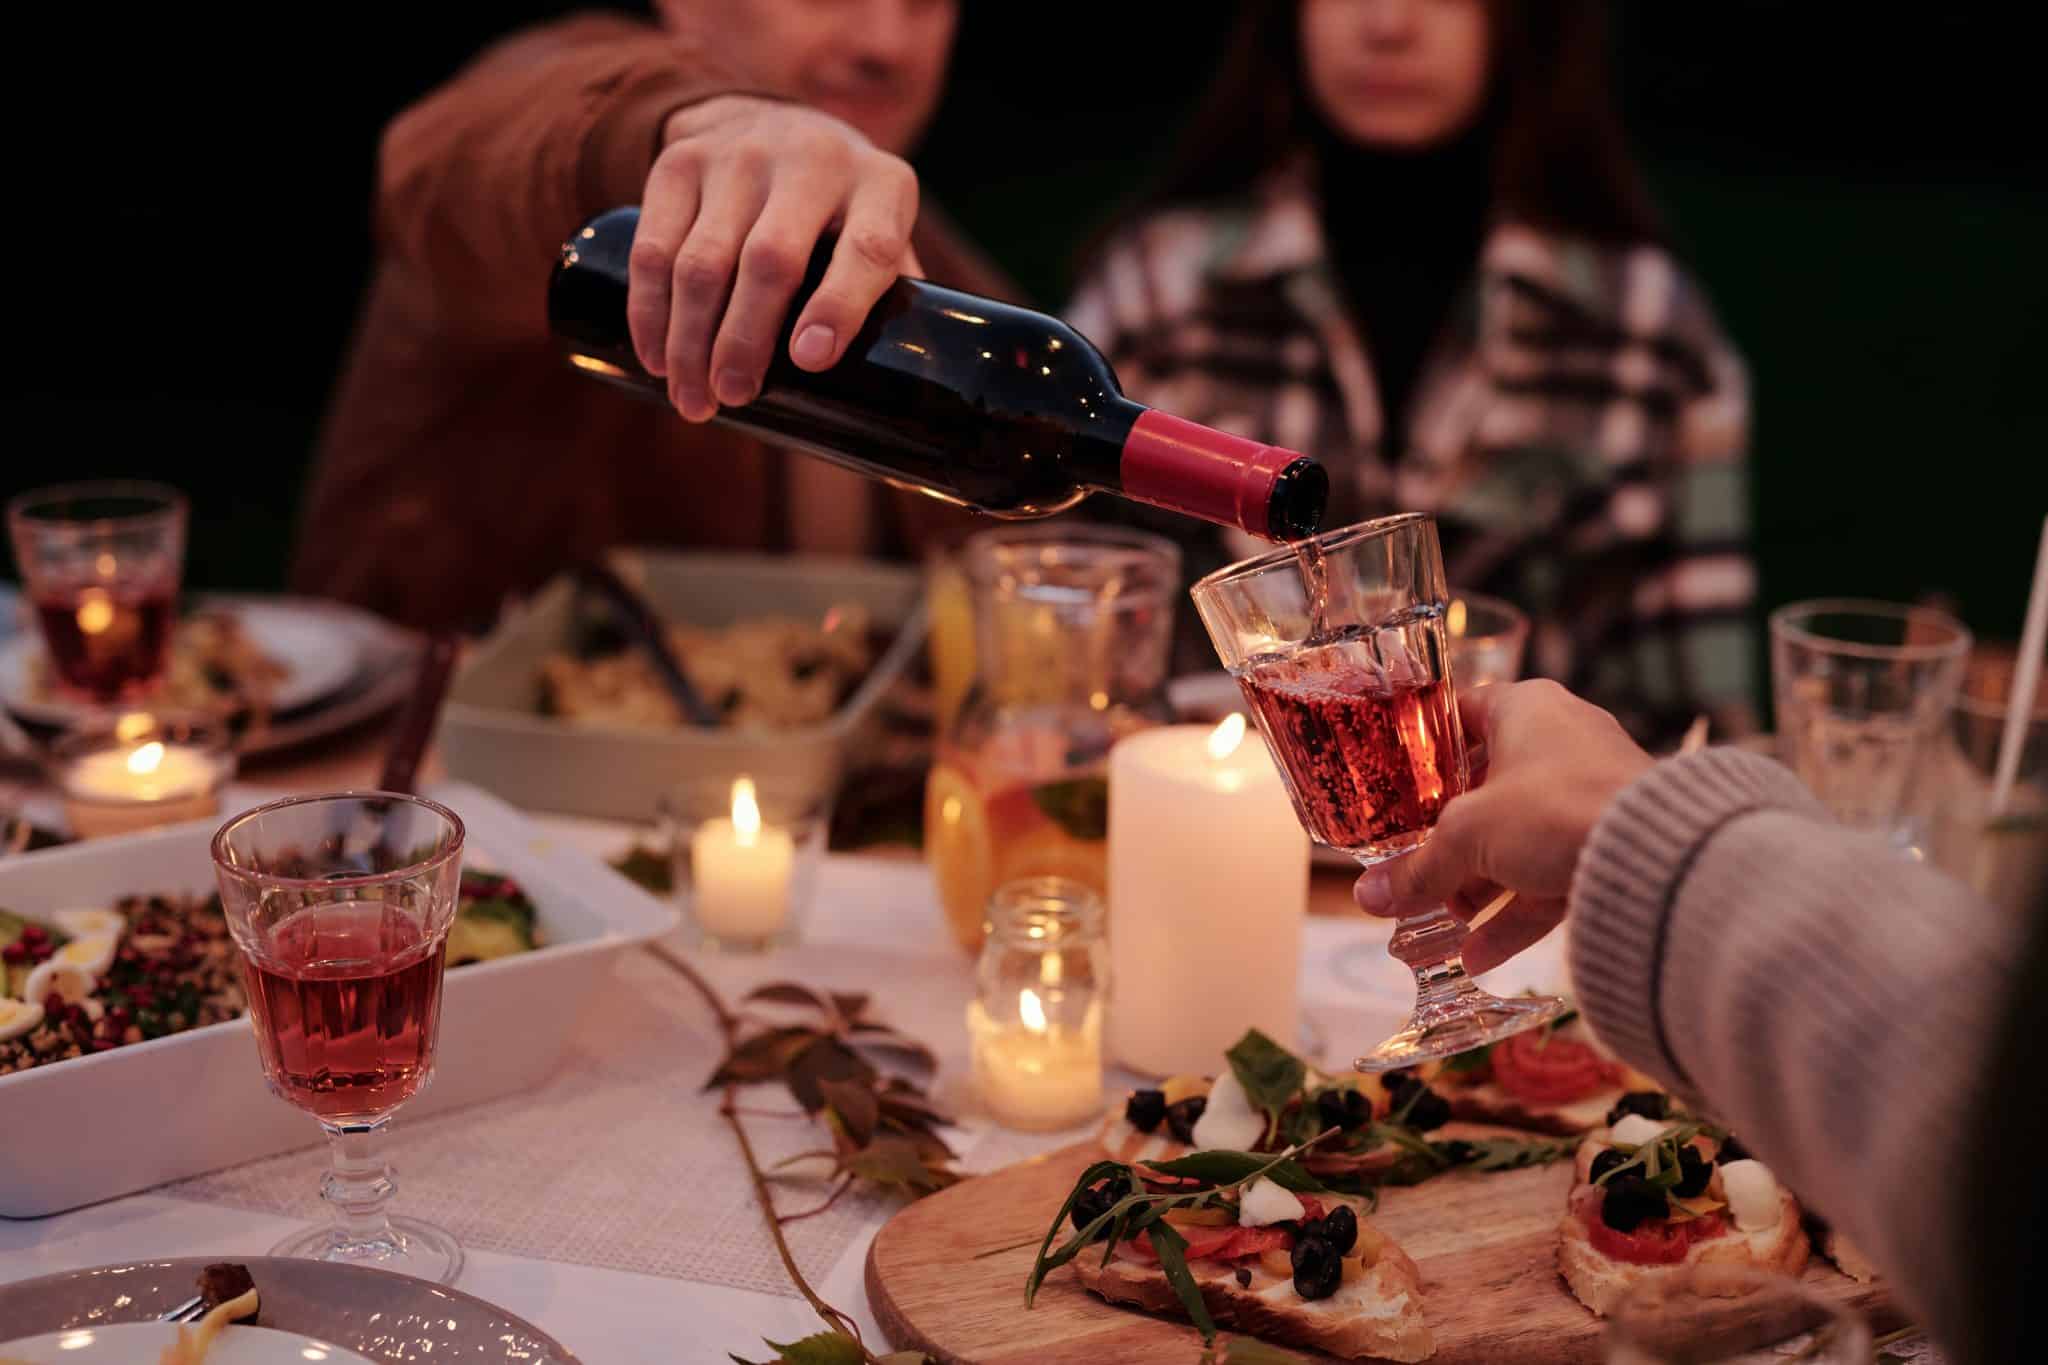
left=1566, top=748, right=2022, bottom=1350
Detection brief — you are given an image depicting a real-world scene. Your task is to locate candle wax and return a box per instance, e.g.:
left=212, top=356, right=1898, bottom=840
left=690, top=816, right=796, bottom=943
left=968, top=997, right=1104, bottom=1131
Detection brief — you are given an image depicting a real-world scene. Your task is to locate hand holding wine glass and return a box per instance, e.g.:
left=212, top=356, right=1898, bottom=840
left=1191, top=513, right=1570, bottom=1069
left=1352, top=680, right=1653, bottom=976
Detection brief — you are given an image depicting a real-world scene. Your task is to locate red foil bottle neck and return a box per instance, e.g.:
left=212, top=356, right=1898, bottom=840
left=1118, top=408, right=1304, bottom=538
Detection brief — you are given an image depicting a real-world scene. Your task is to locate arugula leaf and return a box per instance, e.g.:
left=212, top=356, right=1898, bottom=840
left=1438, top=1136, right=1576, bottom=1172
left=1025, top=1159, right=1127, bottom=1305
left=1442, top=1043, right=1493, bottom=1074
left=1146, top=1220, right=1218, bottom=1345
left=1224, top=1030, right=1306, bottom=1142
left=1145, top=1149, right=1325, bottom=1194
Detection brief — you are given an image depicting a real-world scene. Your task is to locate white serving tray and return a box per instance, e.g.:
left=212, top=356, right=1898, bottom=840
left=0, top=781, right=679, bottom=1217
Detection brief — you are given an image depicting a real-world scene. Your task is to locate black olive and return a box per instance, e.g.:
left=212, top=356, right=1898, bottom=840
left=1437, top=1139, right=1480, bottom=1165
left=1604, top=1091, right=1673, bottom=1126
left=1291, top=1236, right=1342, bottom=1300
left=1673, top=1146, right=1712, bottom=1198
left=1379, top=1067, right=1411, bottom=1091
left=1069, top=1175, right=1130, bottom=1240
left=1165, top=1096, right=1207, bottom=1145
left=1718, top=1134, right=1751, bottom=1164
left=1315, top=1088, right=1370, bottom=1132
left=1589, top=1149, right=1628, bottom=1185
left=1125, top=1089, right=1167, bottom=1134
left=1319, top=1205, right=1359, bottom=1256
left=1391, top=1080, right=1451, bottom=1132
left=1234, top=1266, right=1252, bottom=1288
left=1599, top=1174, right=1668, bottom=1233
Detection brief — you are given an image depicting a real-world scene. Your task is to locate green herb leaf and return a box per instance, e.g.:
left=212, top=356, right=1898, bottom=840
left=1443, top=1043, right=1493, bottom=1074
left=761, top=1331, right=866, bottom=1365
left=1438, top=1136, right=1577, bottom=1172
left=1225, top=1030, right=1307, bottom=1143
left=1031, top=777, right=1109, bottom=840
left=1146, top=1149, right=1325, bottom=1193
left=845, top=1135, right=957, bottom=1194
left=1026, top=1160, right=1128, bottom=1305
left=1146, top=1220, right=1218, bottom=1345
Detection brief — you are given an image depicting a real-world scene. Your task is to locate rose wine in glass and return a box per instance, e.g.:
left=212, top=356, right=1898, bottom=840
left=213, top=792, right=466, bottom=1284
left=241, top=903, right=446, bottom=1123
left=1192, top=514, right=1566, bottom=1070
left=7, top=481, right=187, bottom=705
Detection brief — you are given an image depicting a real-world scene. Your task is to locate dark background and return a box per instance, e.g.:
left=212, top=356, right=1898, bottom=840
left=7, top=3, right=2045, bottom=655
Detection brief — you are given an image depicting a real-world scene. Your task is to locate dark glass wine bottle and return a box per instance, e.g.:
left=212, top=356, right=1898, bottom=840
left=549, top=207, right=1327, bottom=541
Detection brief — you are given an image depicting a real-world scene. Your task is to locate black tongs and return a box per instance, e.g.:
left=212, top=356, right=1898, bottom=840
left=571, top=561, right=721, bottom=728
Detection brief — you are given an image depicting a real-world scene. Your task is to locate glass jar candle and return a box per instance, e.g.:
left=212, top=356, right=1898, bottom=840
left=50, top=713, right=235, bottom=839
left=967, top=877, right=1108, bottom=1131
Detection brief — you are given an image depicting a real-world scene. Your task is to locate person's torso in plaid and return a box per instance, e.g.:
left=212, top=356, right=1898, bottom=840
left=1067, top=169, right=1757, bottom=745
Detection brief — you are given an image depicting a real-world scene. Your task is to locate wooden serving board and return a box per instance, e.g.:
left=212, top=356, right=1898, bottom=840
left=865, top=1138, right=1900, bottom=1364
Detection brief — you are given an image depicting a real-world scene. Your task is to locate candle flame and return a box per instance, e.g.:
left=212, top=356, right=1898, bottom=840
left=730, top=776, right=761, bottom=846
left=1207, top=712, right=1247, bottom=760
left=75, top=590, right=115, bottom=637
left=114, top=712, right=155, bottom=743
left=1019, top=986, right=1047, bottom=1034
left=1447, top=597, right=1467, bottom=638
left=126, top=741, right=166, bottom=776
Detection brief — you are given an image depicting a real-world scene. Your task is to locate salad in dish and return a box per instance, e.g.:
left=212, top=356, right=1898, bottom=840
left=0, top=869, right=541, bottom=1077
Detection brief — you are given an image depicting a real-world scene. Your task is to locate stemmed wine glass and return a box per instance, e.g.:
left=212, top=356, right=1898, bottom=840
left=211, top=792, right=467, bottom=1283
left=1190, top=513, right=1565, bottom=1069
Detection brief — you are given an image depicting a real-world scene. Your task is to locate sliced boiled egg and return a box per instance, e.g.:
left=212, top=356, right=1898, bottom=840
left=1190, top=1069, right=1265, bottom=1151
left=51, top=908, right=126, bottom=942
left=1719, top=1159, right=1782, bottom=1232
left=0, top=998, right=45, bottom=1042
left=1237, top=1177, right=1305, bottom=1228
left=53, top=934, right=118, bottom=978
left=22, top=961, right=101, bottom=1020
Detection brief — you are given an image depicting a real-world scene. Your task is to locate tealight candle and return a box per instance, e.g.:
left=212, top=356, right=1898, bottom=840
left=1107, top=716, right=1308, bottom=1077
left=689, top=777, right=797, bottom=947
left=53, top=718, right=234, bottom=839
left=969, top=878, right=1107, bottom=1131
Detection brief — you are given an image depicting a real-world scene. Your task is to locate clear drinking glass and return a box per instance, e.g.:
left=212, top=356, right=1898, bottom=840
left=1923, top=649, right=2048, bottom=912
left=1770, top=599, right=1971, bottom=844
left=1191, top=514, right=1565, bottom=1069
left=211, top=792, right=467, bottom=1284
left=1604, top=1267, right=1873, bottom=1364
left=1445, top=589, right=1531, bottom=689
left=6, top=481, right=188, bottom=706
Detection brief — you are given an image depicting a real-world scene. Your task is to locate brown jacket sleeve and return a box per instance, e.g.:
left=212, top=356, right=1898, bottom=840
left=376, top=15, right=749, bottom=342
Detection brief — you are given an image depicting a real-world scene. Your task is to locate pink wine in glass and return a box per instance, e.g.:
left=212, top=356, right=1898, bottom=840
left=32, top=571, right=177, bottom=703
left=1235, top=638, right=1463, bottom=857
left=241, top=904, right=446, bottom=1124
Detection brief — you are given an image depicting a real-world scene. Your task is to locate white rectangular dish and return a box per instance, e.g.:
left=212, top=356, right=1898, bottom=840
left=0, top=781, right=679, bottom=1217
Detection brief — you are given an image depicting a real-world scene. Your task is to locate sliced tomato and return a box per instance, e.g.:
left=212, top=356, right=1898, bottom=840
left=1295, top=1195, right=1326, bottom=1223
left=1492, top=1029, right=1621, bottom=1106
left=1122, top=1224, right=1294, bottom=1264
left=1588, top=1210, right=1726, bottom=1266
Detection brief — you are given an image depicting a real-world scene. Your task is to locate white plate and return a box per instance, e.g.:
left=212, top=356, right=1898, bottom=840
left=0, top=598, right=363, bottom=725
left=0, top=1322, right=375, bottom=1364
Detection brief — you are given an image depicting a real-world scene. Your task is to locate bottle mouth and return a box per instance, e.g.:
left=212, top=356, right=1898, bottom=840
left=1265, top=458, right=1329, bottom=541
left=983, top=876, right=1105, bottom=947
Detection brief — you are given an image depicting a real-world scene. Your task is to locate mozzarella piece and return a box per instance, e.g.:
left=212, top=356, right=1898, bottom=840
left=53, top=934, right=117, bottom=978
left=1608, top=1114, right=1672, bottom=1148
left=1237, top=1177, right=1305, bottom=1228
left=0, top=998, right=45, bottom=1042
left=51, top=909, right=126, bottom=942
left=1719, top=1159, right=1782, bottom=1232
left=1190, top=1069, right=1265, bottom=1151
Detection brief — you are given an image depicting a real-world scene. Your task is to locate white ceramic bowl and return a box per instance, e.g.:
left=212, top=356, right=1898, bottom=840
left=0, top=781, right=678, bottom=1216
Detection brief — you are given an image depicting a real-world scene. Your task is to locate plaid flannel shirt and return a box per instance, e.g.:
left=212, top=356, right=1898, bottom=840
left=1067, top=170, right=1756, bottom=744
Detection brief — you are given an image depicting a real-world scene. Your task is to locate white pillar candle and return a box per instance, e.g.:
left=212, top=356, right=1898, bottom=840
left=1107, top=716, right=1309, bottom=1077
left=690, top=777, right=795, bottom=943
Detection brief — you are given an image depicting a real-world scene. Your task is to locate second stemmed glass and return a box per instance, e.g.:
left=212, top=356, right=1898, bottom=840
left=1190, top=514, right=1565, bottom=1070
left=211, top=792, right=467, bottom=1284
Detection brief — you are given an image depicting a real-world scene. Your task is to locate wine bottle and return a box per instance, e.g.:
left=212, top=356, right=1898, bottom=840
left=549, top=208, right=1327, bottom=541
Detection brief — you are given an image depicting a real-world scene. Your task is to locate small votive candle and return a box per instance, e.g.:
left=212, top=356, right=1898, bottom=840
left=52, top=714, right=235, bottom=839
left=665, top=776, right=827, bottom=952
left=968, top=877, right=1108, bottom=1132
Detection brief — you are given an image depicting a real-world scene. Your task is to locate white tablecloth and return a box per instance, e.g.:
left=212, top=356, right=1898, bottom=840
left=0, top=812, right=1574, bottom=1361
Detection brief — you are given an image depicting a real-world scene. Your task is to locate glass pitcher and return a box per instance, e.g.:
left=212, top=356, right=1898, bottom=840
left=924, top=525, right=1180, bottom=953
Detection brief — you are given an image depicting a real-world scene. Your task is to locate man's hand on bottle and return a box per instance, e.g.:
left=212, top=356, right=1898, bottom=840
left=1352, top=681, right=1654, bottom=975
left=628, top=95, right=924, bottom=422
